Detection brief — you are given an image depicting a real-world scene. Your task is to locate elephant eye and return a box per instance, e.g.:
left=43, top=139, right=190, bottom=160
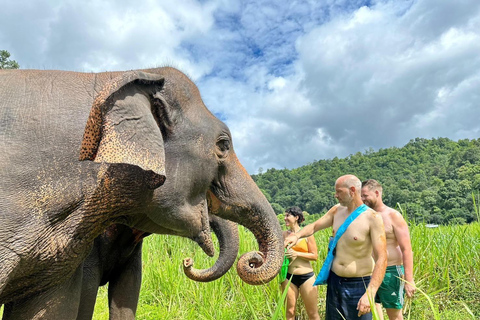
left=218, top=140, right=230, bottom=152
left=216, top=138, right=230, bottom=158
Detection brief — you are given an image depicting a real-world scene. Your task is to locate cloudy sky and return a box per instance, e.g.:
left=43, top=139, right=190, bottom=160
left=1, top=0, right=480, bottom=173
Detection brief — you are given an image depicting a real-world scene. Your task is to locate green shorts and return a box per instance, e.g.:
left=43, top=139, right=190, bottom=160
left=375, top=265, right=405, bottom=309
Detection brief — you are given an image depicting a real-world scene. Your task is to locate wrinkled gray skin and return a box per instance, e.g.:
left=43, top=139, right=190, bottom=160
left=76, top=214, right=238, bottom=320
left=0, top=67, right=283, bottom=319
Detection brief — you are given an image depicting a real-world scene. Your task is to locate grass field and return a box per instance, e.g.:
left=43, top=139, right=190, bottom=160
left=90, top=221, right=480, bottom=319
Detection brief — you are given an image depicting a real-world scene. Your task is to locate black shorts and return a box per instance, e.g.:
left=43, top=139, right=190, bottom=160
left=326, top=271, right=372, bottom=320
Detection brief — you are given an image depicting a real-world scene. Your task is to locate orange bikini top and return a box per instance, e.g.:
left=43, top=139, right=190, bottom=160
left=291, top=237, right=308, bottom=253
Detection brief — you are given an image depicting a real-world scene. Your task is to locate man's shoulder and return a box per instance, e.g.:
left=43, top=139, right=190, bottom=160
left=350, top=205, right=377, bottom=221
left=363, top=206, right=379, bottom=216
left=328, top=203, right=342, bottom=215
left=377, top=205, right=400, bottom=216
left=382, top=206, right=404, bottom=220
left=363, top=207, right=385, bottom=227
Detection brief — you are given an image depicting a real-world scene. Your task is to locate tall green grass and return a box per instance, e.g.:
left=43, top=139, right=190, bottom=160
left=1, top=223, right=478, bottom=319
left=88, top=220, right=480, bottom=320
left=472, top=192, right=480, bottom=222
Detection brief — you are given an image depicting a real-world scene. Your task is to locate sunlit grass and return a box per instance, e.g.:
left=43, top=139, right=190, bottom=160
left=472, top=191, right=480, bottom=222
left=1, top=215, right=477, bottom=319
left=88, top=220, right=480, bottom=320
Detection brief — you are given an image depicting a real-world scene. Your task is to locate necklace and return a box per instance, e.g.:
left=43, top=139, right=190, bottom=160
left=290, top=227, right=301, bottom=234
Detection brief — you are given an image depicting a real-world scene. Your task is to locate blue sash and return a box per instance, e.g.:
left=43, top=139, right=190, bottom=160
left=313, top=204, right=368, bottom=286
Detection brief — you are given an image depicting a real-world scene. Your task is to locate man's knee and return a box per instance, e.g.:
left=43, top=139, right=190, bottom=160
left=385, top=308, right=403, bottom=320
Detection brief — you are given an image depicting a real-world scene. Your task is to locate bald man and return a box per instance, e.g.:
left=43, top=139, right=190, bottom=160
left=285, top=174, right=387, bottom=320
left=361, top=179, right=415, bottom=320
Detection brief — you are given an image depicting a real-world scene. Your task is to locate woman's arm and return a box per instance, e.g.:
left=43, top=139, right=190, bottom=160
left=286, top=235, right=318, bottom=261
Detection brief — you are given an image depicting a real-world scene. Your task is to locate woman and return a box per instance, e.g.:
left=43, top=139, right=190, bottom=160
left=282, top=206, right=320, bottom=320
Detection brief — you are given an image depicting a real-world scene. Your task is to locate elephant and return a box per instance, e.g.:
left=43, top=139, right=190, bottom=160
left=76, top=214, right=239, bottom=320
left=0, top=67, right=283, bottom=319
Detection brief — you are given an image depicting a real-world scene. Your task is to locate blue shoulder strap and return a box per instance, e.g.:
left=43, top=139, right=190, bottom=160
left=330, top=203, right=368, bottom=250
left=313, top=204, right=369, bottom=286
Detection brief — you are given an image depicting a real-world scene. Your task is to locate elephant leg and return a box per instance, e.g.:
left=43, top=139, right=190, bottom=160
left=0, top=254, right=19, bottom=301
left=3, top=265, right=84, bottom=320
left=108, top=241, right=143, bottom=320
left=76, top=252, right=102, bottom=320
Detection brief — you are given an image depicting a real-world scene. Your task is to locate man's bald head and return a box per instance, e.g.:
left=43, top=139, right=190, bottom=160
left=336, top=174, right=362, bottom=195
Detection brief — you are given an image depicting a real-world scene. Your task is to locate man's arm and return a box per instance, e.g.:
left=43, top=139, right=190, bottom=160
left=357, top=210, right=387, bottom=316
left=392, top=210, right=416, bottom=298
left=284, top=204, right=338, bottom=249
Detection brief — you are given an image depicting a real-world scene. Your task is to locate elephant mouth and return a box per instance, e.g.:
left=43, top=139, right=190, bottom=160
left=192, top=228, right=215, bottom=257
left=190, top=198, right=215, bottom=257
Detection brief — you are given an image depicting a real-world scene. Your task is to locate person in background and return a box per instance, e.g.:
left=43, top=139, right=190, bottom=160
left=285, top=175, right=387, bottom=320
left=361, top=179, right=416, bottom=320
left=282, top=206, right=320, bottom=320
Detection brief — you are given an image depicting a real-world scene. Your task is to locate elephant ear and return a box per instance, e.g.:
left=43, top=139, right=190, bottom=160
left=79, top=71, right=166, bottom=187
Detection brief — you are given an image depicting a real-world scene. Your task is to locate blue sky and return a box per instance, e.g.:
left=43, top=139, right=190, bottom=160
left=1, top=0, right=480, bottom=173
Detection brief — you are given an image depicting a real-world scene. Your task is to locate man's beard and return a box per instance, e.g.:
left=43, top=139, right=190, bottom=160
left=364, top=199, right=376, bottom=208
left=339, top=193, right=353, bottom=206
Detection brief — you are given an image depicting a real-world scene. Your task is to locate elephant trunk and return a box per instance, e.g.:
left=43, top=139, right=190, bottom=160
left=183, top=215, right=239, bottom=282
left=233, top=204, right=283, bottom=285
left=208, top=156, right=284, bottom=285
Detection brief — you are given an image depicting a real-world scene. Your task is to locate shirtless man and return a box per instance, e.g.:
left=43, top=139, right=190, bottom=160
left=361, top=179, right=416, bottom=320
left=285, top=174, right=387, bottom=320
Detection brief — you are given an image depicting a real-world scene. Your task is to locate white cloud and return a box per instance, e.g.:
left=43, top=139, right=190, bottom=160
left=0, top=0, right=219, bottom=76
left=292, top=0, right=480, bottom=166
left=2, top=0, right=480, bottom=173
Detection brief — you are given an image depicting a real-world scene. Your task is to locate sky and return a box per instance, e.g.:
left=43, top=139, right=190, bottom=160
left=1, top=0, right=480, bottom=174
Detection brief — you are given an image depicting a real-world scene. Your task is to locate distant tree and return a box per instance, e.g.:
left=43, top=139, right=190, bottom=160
left=252, top=137, right=480, bottom=225
left=449, top=217, right=466, bottom=225
left=270, top=202, right=284, bottom=215
left=0, top=50, right=19, bottom=69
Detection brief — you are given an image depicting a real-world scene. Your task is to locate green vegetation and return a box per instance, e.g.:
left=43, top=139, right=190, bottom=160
left=253, top=137, right=480, bottom=225
left=90, top=220, right=480, bottom=319
left=0, top=50, right=19, bottom=69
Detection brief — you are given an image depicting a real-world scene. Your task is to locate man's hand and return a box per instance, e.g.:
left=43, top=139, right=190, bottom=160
left=357, top=293, right=372, bottom=317
left=285, top=248, right=297, bottom=262
left=405, top=281, right=416, bottom=298
left=284, top=234, right=299, bottom=249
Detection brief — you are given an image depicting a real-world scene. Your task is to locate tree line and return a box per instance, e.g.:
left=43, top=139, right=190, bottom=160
left=0, top=50, right=19, bottom=69
left=252, top=137, right=480, bottom=225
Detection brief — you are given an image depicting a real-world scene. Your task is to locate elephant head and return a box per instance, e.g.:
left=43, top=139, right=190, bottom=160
left=80, top=67, right=283, bottom=285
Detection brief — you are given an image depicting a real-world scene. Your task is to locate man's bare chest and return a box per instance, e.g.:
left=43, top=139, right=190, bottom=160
left=332, top=213, right=370, bottom=246
left=380, top=214, right=395, bottom=239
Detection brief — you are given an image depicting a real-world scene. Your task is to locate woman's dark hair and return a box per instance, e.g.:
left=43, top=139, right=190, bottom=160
left=285, top=206, right=304, bottom=224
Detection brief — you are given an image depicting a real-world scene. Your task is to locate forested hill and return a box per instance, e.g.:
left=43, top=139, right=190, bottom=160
left=251, top=137, right=480, bottom=225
